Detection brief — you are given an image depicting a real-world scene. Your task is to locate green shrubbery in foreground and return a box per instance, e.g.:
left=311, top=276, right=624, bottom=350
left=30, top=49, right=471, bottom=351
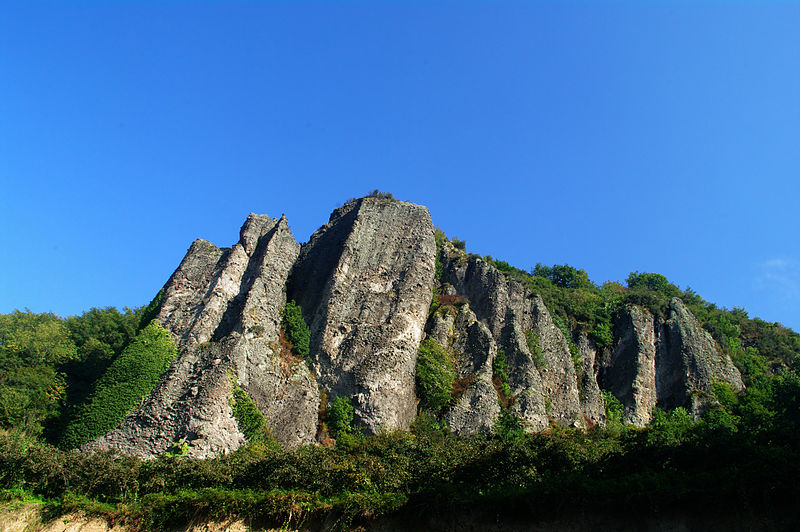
left=2, top=370, right=799, bottom=530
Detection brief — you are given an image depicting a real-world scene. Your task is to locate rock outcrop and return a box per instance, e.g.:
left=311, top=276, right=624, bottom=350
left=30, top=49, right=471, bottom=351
left=431, top=305, right=501, bottom=435
left=88, top=214, right=317, bottom=458
left=437, top=245, right=587, bottom=433
left=86, top=198, right=746, bottom=458
left=288, top=198, right=436, bottom=433
left=599, top=298, right=745, bottom=424
left=600, top=305, right=659, bottom=425
left=657, top=297, right=745, bottom=415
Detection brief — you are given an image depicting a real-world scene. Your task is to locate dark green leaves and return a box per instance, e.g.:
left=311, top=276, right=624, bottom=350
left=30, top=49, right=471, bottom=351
left=60, top=321, right=177, bottom=449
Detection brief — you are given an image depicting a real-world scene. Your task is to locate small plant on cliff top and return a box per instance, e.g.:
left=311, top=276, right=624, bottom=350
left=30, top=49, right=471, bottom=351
left=366, top=189, right=395, bottom=200
left=281, top=300, right=310, bottom=359
left=434, top=227, right=446, bottom=281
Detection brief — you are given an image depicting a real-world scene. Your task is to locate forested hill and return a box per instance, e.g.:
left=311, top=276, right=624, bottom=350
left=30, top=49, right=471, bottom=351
left=2, top=195, right=799, bottom=530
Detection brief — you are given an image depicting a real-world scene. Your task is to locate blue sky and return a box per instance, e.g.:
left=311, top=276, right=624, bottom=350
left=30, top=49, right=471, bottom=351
left=1, top=2, right=799, bottom=332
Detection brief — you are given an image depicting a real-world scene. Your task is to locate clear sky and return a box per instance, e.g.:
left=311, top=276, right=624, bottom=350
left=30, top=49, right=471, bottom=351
left=1, top=2, right=798, bottom=332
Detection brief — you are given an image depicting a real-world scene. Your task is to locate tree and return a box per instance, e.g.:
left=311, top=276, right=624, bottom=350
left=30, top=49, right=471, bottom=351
left=0, top=311, right=76, bottom=435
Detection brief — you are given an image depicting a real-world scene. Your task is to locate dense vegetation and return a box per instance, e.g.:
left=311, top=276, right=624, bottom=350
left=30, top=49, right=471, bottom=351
left=2, top=234, right=799, bottom=528
left=0, top=306, right=145, bottom=443
left=415, top=337, right=455, bottom=415
left=59, top=322, right=177, bottom=450
left=2, top=382, right=799, bottom=529
left=229, top=377, right=272, bottom=446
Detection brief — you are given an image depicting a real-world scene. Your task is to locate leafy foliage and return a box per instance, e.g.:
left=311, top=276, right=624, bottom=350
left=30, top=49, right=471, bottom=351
left=229, top=379, right=271, bottom=444
left=415, top=337, right=455, bottom=415
left=137, top=289, right=165, bottom=332
left=494, top=409, right=524, bottom=441
left=327, top=396, right=355, bottom=437
left=602, top=390, right=624, bottom=430
left=60, top=322, right=177, bottom=449
left=4, top=374, right=800, bottom=529
left=366, top=189, right=395, bottom=200
left=281, top=300, right=309, bottom=359
left=433, top=227, right=446, bottom=281
left=532, top=263, right=592, bottom=289
left=0, top=311, right=76, bottom=435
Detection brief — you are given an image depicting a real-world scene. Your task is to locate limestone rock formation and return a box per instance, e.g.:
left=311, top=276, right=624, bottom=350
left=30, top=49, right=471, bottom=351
left=437, top=245, right=585, bottom=433
left=88, top=214, right=317, bottom=458
left=599, top=305, right=659, bottom=425
left=657, top=297, right=745, bottom=415
left=599, top=298, right=745, bottom=424
left=85, top=198, right=747, bottom=458
left=576, top=334, right=605, bottom=426
left=288, top=197, right=436, bottom=433
left=438, top=305, right=501, bottom=435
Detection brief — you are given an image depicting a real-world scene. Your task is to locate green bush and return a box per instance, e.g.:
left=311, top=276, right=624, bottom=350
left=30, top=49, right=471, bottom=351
left=137, top=289, right=165, bottom=332
left=602, top=391, right=624, bottom=430
left=434, top=228, right=446, bottom=281
left=0, top=311, right=77, bottom=436
left=533, top=263, right=592, bottom=290
left=327, top=396, right=355, bottom=437
left=60, top=321, right=178, bottom=449
left=281, top=301, right=310, bottom=358
left=366, top=189, right=395, bottom=200
left=415, top=337, right=455, bottom=414
left=626, top=271, right=680, bottom=297
left=494, top=409, right=524, bottom=441
left=647, top=407, right=694, bottom=446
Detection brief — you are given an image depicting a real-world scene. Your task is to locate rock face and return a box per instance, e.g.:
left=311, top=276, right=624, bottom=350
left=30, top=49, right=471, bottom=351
left=437, top=245, right=586, bottom=433
left=599, top=305, right=658, bottom=425
left=288, top=198, right=436, bottom=433
left=432, top=306, right=500, bottom=435
left=87, top=199, right=746, bottom=458
left=599, top=298, right=745, bottom=424
left=89, top=214, right=318, bottom=458
left=657, top=298, right=745, bottom=415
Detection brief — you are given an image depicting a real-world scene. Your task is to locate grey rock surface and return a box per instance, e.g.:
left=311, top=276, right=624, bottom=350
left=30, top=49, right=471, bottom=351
left=441, top=305, right=501, bottom=435
left=89, top=214, right=317, bottom=458
left=600, top=305, right=658, bottom=425
left=598, top=299, right=745, bottom=425
left=576, top=334, right=605, bottom=426
left=657, top=297, right=745, bottom=416
left=289, top=198, right=436, bottom=433
left=438, top=247, right=583, bottom=431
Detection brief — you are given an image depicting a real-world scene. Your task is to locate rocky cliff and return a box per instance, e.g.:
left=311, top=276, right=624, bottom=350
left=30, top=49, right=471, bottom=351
left=287, top=198, right=436, bottom=433
left=87, top=198, right=745, bottom=458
